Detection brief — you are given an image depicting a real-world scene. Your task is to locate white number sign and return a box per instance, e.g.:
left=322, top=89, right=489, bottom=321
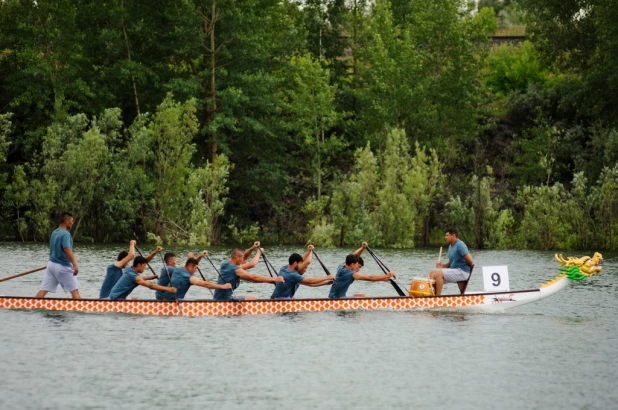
left=482, top=266, right=510, bottom=292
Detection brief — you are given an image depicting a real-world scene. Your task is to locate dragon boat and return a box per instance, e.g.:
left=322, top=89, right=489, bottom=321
left=0, top=253, right=602, bottom=316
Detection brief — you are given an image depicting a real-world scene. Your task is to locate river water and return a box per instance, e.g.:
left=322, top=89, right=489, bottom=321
left=0, top=243, right=616, bottom=410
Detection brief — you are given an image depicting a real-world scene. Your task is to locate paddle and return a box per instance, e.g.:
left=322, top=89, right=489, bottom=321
left=195, top=264, right=215, bottom=297
left=365, top=246, right=406, bottom=297
left=204, top=255, right=232, bottom=287
left=312, top=250, right=332, bottom=276
left=438, top=246, right=443, bottom=265
left=0, top=265, right=47, bottom=283
left=259, top=247, right=279, bottom=278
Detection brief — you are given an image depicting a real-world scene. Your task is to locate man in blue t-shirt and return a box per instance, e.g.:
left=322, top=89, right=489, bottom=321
left=430, top=228, right=474, bottom=296
left=271, top=245, right=334, bottom=299
left=156, top=252, right=178, bottom=300
left=328, top=253, right=395, bottom=298
left=170, top=258, right=232, bottom=299
left=109, top=256, right=176, bottom=300
left=99, top=240, right=136, bottom=298
left=36, top=212, right=81, bottom=299
left=213, top=245, right=285, bottom=301
left=99, top=242, right=163, bottom=299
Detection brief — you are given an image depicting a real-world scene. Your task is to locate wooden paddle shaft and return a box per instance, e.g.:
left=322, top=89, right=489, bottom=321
left=0, top=266, right=47, bottom=283
left=438, top=247, right=443, bottom=264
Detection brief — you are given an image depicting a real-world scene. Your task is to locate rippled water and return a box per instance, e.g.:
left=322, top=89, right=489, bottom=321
left=1, top=243, right=617, bottom=410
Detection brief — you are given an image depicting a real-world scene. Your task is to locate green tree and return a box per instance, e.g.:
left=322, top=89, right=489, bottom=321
left=278, top=54, right=341, bottom=200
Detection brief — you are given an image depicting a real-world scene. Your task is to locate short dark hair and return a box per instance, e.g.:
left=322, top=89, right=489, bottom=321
left=345, top=254, right=359, bottom=265
left=289, top=253, right=303, bottom=265
left=164, top=252, right=176, bottom=263
left=231, top=248, right=244, bottom=258
left=185, top=258, right=199, bottom=267
left=117, top=251, right=129, bottom=261
left=446, top=227, right=459, bottom=237
left=60, top=212, right=73, bottom=223
left=133, top=256, right=147, bottom=267
left=358, top=256, right=364, bottom=267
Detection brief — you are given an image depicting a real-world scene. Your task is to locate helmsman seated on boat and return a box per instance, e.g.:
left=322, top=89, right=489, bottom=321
left=213, top=247, right=284, bottom=301
left=109, top=256, right=176, bottom=300
left=328, top=254, right=395, bottom=299
left=170, top=258, right=231, bottom=299
left=271, top=245, right=334, bottom=299
left=430, top=228, right=473, bottom=296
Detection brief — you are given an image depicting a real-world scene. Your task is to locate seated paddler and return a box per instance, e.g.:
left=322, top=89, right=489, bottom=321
left=170, top=257, right=231, bottom=299
left=156, top=250, right=208, bottom=300
left=328, top=253, right=395, bottom=299
left=271, top=245, right=334, bottom=299
left=99, top=240, right=136, bottom=299
left=213, top=247, right=284, bottom=301
left=100, top=241, right=162, bottom=299
left=109, top=256, right=176, bottom=300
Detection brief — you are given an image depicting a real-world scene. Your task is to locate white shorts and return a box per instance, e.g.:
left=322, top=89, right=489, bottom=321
left=40, top=261, right=79, bottom=293
left=442, top=268, right=470, bottom=284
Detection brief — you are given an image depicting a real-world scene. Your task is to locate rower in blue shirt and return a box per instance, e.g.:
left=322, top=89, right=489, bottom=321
left=328, top=250, right=395, bottom=299
left=271, top=245, right=333, bottom=299
left=213, top=244, right=285, bottom=301
left=170, top=257, right=232, bottom=299
left=100, top=242, right=163, bottom=299
left=99, top=240, right=136, bottom=299
left=109, top=256, right=176, bottom=300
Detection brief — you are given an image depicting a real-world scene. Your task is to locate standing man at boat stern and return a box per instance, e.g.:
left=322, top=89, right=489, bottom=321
left=35, top=212, right=81, bottom=299
left=430, top=228, right=473, bottom=296
left=271, top=245, right=334, bottom=299
left=214, top=246, right=285, bottom=301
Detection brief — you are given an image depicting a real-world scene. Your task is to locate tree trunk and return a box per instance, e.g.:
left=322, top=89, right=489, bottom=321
left=209, top=0, right=217, bottom=163
left=121, top=0, right=140, bottom=116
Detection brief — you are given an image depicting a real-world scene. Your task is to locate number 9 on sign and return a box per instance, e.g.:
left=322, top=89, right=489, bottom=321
left=482, top=266, right=510, bottom=292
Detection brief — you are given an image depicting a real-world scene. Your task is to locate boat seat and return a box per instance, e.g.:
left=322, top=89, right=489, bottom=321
left=457, top=264, right=474, bottom=294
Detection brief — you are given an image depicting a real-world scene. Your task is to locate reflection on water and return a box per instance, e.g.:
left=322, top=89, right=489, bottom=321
left=1, top=244, right=618, bottom=409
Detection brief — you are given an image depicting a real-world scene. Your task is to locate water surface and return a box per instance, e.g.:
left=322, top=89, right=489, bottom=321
left=1, top=243, right=616, bottom=409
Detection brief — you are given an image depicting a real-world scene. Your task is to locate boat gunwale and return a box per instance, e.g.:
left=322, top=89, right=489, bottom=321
left=0, top=288, right=543, bottom=303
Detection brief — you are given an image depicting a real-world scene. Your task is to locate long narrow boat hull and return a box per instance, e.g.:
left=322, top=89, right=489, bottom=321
left=0, top=273, right=570, bottom=316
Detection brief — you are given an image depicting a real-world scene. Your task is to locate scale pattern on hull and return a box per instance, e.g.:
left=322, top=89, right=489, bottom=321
left=0, top=294, right=487, bottom=316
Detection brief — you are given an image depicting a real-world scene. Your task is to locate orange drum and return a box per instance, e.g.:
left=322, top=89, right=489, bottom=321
left=409, top=277, right=435, bottom=297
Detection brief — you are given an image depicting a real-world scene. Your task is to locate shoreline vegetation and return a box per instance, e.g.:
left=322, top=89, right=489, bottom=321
left=1, top=0, right=617, bottom=251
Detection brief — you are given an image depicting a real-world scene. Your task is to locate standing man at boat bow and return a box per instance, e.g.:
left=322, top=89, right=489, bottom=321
left=430, top=228, right=473, bottom=296
left=36, top=212, right=81, bottom=299
left=214, top=244, right=285, bottom=301
left=271, top=245, right=334, bottom=299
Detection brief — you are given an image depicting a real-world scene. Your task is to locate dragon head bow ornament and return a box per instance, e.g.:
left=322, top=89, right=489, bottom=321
left=554, top=252, right=603, bottom=280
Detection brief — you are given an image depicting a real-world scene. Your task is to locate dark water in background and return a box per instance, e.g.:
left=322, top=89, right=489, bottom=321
left=1, top=243, right=617, bottom=410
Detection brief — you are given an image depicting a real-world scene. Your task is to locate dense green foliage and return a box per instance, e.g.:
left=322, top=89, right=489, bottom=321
left=1, top=0, right=617, bottom=249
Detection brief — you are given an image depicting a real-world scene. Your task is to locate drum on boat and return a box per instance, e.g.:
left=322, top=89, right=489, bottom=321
left=409, top=277, right=435, bottom=297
